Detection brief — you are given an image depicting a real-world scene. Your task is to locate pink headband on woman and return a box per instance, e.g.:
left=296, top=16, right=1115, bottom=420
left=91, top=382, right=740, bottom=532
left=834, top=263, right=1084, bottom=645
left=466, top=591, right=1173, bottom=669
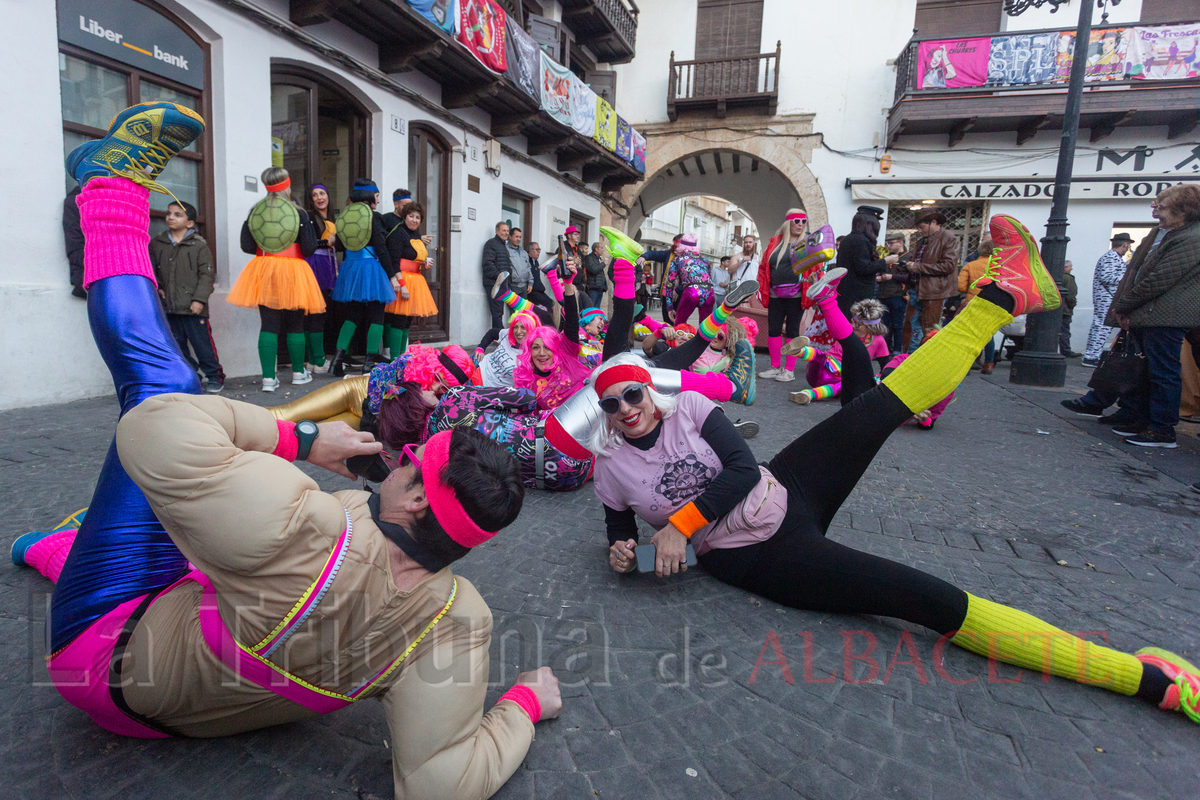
left=421, top=431, right=497, bottom=548
left=786, top=212, right=807, bottom=222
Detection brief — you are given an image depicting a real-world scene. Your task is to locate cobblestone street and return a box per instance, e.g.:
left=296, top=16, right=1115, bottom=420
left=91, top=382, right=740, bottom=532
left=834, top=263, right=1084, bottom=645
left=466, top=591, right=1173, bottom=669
left=3, top=361, right=1198, bottom=800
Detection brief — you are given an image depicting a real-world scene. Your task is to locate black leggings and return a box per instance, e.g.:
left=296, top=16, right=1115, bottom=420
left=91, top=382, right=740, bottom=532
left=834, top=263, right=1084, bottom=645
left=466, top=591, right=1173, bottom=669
left=346, top=301, right=385, bottom=328
left=608, top=287, right=709, bottom=371
left=698, top=328, right=970, bottom=635
left=767, top=295, right=805, bottom=339
left=304, top=312, right=324, bottom=334
left=259, top=306, right=303, bottom=335
left=385, top=312, right=413, bottom=330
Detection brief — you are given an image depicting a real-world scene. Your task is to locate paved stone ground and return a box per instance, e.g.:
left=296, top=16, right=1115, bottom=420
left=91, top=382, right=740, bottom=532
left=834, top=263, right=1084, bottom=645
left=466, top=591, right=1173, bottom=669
left=2, top=359, right=1198, bottom=800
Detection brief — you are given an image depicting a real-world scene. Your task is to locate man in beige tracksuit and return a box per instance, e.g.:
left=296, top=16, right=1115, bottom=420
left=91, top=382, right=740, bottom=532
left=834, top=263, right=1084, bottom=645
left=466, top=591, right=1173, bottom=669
left=111, top=393, right=559, bottom=798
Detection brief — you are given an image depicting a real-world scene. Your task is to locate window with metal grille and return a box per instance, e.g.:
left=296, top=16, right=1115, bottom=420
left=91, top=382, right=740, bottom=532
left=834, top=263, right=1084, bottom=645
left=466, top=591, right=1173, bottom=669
left=886, top=202, right=989, bottom=263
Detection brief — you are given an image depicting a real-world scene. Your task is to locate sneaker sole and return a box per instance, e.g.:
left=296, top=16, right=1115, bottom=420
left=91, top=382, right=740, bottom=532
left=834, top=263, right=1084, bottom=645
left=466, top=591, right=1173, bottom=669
left=780, top=337, right=811, bottom=357
left=1128, top=439, right=1177, bottom=448
left=774, top=375, right=796, bottom=382
left=1063, top=406, right=1104, bottom=418
left=723, top=280, right=759, bottom=309
left=806, top=267, right=847, bottom=300
left=491, top=271, right=509, bottom=299
left=1112, top=429, right=1143, bottom=437
left=734, top=421, right=759, bottom=439
left=996, top=215, right=1061, bottom=313
left=789, top=392, right=812, bottom=405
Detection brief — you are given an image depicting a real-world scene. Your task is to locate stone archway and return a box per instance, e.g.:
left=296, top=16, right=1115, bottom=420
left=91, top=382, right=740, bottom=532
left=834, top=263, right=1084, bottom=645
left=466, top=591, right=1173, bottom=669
left=609, top=114, right=827, bottom=238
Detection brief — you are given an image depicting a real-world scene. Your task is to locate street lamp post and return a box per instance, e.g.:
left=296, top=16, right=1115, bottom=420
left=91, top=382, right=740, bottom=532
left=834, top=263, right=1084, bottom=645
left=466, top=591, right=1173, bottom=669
left=1006, top=0, right=1111, bottom=387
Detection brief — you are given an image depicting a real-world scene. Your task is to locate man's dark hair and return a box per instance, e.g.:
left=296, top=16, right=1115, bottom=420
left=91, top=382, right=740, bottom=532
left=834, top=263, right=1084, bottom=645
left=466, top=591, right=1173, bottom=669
left=349, top=178, right=379, bottom=205
left=510, top=226, right=522, bottom=236
left=169, top=201, right=198, bottom=222
left=720, top=255, right=731, bottom=265
left=407, top=428, right=524, bottom=565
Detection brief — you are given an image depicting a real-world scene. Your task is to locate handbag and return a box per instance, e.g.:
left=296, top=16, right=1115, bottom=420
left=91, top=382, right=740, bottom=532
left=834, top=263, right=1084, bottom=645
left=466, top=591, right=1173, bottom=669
left=693, top=466, right=788, bottom=554
left=1087, top=331, right=1146, bottom=396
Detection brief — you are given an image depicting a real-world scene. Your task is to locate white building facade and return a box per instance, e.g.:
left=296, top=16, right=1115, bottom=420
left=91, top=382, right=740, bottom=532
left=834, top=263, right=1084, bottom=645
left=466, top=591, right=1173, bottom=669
left=4, top=0, right=642, bottom=410
left=613, top=0, right=1198, bottom=352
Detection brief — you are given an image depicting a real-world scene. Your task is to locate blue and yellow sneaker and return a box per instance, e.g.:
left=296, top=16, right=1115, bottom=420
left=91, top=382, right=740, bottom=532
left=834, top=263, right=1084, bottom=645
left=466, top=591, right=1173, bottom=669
left=12, top=508, right=87, bottom=567
left=65, top=102, right=205, bottom=190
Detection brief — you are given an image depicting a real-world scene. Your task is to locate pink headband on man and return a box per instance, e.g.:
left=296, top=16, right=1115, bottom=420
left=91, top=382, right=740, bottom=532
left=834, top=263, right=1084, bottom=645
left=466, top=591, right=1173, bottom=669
left=786, top=212, right=807, bottom=222
left=421, top=431, right=498, bottom=548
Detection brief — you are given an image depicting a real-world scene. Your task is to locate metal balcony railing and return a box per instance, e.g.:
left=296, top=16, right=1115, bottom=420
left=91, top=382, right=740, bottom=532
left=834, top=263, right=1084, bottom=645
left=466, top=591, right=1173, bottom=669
left=559, top=0, right=638, bottom=63
left=668, top=42, right=780, bottom=121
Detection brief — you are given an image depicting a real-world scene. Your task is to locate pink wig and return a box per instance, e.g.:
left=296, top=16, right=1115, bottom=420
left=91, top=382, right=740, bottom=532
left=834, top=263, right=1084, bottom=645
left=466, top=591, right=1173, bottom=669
left=508, top=310, right=540, bottom=348
left=737, top=316, right=759, bottom=342
left=396, top=343, right=478, bottom=392
left=512, top=325, right=592, bottom=408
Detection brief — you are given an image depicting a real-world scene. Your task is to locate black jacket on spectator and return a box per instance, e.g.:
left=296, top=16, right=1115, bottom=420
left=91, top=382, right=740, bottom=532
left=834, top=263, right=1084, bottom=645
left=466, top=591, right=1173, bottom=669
left=584, top=253, right=608, bottom=291
left=481, top=234, right=509, bottom=287
left=835, top=231, right=888, bottom=316
left=64, top=186, right=86, bottom=297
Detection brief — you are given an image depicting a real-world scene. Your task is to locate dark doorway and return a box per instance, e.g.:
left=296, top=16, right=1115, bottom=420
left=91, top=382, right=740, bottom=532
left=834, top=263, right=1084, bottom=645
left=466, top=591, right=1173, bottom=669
left=408, top=124, right=453, bottom=342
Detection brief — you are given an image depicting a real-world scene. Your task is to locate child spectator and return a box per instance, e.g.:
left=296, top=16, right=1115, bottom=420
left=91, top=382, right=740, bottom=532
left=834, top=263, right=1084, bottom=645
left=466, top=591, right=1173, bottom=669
left=149, top=201, right=224, bottom=393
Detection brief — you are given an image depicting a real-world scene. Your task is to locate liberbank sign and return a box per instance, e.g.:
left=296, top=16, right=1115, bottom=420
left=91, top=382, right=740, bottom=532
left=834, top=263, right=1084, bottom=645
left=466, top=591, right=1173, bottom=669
left=847, top=175, right=1200, bottom=202
left=57, top=0, right=204, bottom=90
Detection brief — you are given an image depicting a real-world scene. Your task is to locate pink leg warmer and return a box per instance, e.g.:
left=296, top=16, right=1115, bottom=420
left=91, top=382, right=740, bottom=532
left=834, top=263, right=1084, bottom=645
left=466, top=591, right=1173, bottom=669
left=24, top=530, right=76, bottom=584
left=816, top=294, right=854, bottom=341
left=546, top=269, right=565, bottom=302
left=784, top=340, right=797, bottom=372
left=612, top=258, right=635, bottom=300
left=768, top=336, right=783, bottom=369
left=680, top=370, right=734, bottom=402
left=78, top=177, right=156, bottom=289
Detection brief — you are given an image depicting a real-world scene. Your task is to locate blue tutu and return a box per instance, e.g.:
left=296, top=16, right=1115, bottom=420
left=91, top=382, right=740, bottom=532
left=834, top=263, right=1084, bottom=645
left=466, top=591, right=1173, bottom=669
left=332, top=247, right=396, bottom=304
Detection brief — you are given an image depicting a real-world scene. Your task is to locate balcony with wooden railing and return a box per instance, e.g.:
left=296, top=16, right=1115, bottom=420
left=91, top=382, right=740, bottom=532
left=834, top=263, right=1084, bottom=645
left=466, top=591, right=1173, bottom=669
left=668, top=43, right=780, bottom=122
left=889, top=22, right=1200, bottom=147
left=559, top=0, right=639, bottom=64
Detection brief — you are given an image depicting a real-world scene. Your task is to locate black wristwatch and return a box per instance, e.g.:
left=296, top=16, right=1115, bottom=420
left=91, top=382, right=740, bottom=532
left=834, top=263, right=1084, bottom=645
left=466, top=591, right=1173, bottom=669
left=295, top=420, right=319, bottom=462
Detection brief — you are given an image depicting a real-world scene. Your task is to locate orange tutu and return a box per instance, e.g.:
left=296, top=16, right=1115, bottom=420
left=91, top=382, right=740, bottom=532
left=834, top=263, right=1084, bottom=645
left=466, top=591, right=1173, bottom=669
left=387, top=271, right=438, bottom=317
left=227, top=255, right=327, bottom=312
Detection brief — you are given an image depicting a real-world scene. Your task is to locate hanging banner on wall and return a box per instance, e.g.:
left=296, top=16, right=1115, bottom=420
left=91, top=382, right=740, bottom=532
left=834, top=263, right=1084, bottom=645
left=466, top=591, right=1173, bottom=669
left=457, top=0, right=507, bottom=74
left=539, top=52, right=573, bottom=127
left=504, top=14, right=540, bottom=100
left=594, top=96, right=617, bottom=151
left=631, top=128, right=647, bottom=173
left=987, top=32, right=1058, bottom=85
left=405, top=0, right=456, bottom=33
left=570, top=75, right=597, bottom=137
left=916, top=38, right=991, bottom=89
left=57, top=0, right=205, bottom=89
left=1127, top=24, right=1200, bottom=80
left=615, top=116, right=632, bottom=163
left=1055, top=28, right=1129, bottom=81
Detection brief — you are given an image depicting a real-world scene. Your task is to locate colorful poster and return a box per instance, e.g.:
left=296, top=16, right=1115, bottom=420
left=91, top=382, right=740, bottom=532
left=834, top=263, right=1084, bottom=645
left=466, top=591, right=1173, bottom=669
left=916, top=38, right=991, bottom=89
left=615, top=116, right=632, bottom=162
left=539, top=52, right=573, bottom=127
left=405, top=0, right=455, bottom=34
left=1127, top=24, right=1200, bottom=80
left=594, top=96, right=617, bottom=151
left=631, top=128, right=646, bottom=173
left=457, top=0, right=507, bottom=74
left=504, top=14, right=541, bottom=100
left=987, top=32, right=1058, bottom=85
left=1056, top=28, right=1129, bottom=82
left=571, top=74, right=597, bottom=137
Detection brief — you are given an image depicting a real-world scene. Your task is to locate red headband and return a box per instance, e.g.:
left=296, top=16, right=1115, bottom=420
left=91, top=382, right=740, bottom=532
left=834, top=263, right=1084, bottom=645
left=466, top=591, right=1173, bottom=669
left=421, top=431, right=497, bottom=548
left=594, top=364, right=654, bottom=397
left=266, top=177, right=291, bottom=192
left=786, top=212, right=807, bottom=221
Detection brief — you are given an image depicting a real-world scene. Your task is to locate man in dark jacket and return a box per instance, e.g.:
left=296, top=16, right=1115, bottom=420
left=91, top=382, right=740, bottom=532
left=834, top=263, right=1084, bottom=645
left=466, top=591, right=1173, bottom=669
left=906, top=208, right=961, bottom=346
left=583, top=242, right=608, bottom=310
left=481, top=221, right=512, bottom=331
left=1058, top=261, right=1080, bottom=357
left=64, top=186, right=86, bottom=298
left=835, top=205, right=898, bottom=317
left=150, top=201, right=224, bottom=393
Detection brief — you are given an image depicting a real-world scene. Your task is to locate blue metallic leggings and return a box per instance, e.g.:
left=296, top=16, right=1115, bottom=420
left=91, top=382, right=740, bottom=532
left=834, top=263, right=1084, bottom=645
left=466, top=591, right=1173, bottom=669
left=48, top=274, right=199, bottom=653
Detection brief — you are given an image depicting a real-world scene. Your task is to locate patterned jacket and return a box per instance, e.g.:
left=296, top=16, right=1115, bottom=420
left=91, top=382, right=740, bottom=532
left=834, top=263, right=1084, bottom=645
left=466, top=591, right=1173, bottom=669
left=1091, top=249, right=1127, bottom=303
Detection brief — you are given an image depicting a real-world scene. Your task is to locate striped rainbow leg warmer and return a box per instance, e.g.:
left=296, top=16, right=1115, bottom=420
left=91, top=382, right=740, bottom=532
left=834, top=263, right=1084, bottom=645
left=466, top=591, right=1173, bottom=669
left=698, top=295, right=739, bottom=341
left=498, top=289, right=534, bottom=313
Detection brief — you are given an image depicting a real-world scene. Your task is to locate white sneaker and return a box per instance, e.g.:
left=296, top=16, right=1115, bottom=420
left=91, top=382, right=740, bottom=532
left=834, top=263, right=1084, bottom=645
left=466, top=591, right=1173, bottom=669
left=758, top=367, right=782, bottom=379
left=261, top=378, right=280, bottom=392
left=292, top=369, right=313, bottom=386
left=774, top=371, right=796, bottom=382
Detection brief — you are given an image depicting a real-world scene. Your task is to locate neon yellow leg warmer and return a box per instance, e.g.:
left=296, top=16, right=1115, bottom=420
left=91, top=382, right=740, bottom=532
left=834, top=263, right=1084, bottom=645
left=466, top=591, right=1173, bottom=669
left=882, top=297, right=1011, bottom=413
left=953, top=593, right=1142, bottom=695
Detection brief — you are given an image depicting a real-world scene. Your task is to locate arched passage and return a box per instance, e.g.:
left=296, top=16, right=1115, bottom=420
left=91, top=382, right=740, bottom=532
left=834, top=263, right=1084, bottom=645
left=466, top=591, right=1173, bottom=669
left=616, top=119, right=827, bottom=240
